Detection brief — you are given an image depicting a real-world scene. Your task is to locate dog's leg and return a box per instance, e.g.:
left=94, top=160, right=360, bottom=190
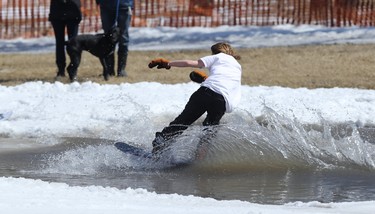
left=107, top=54, right=115, bottom=76
left=100, top=57, right=109, bottom=81
left=67, top=50, right=82, bottom=82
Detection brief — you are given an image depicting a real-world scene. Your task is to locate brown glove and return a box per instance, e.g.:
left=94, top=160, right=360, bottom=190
left=189, top=70, right=208, bottom=83
left=148, top=58, right=171, bottom=69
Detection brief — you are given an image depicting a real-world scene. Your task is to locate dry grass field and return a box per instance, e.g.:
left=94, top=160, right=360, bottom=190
left=1, top=43, right=375, bottom=89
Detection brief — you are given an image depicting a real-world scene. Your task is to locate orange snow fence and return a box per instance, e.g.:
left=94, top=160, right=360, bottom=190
left=1, top=0, right=375, bottom=39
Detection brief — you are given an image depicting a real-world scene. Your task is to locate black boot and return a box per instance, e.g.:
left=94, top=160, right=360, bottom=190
left=56, top=65, right=65, bottom=77
left=152, top=132, right=167, bottom=155
left=55, top=65, right=66, bottom=81
left=117, top=53, right=128, bottom=77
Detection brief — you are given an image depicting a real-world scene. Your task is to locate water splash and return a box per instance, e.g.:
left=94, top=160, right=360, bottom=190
left=39, top=107, right=375, bottom=175
left=194, top=107, right=375, bottom=171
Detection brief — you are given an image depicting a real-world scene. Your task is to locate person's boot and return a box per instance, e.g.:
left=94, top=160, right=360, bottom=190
left=117, top=53, right=128, bottom=77
left=152, top=132, right=166, bottom=156
left=55, top=65, right=66, bottom=81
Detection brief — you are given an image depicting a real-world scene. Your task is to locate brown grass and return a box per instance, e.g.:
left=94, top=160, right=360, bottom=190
left=1, top=43, right=375, bottom=89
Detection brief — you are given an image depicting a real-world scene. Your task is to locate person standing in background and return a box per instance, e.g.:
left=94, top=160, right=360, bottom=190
left=49, top=0, right=82, bottom=79
left=96, top=0, right=133, bottom=77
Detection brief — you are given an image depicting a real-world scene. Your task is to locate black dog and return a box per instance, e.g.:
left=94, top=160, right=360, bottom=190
left=66, top=27, right=120, bottom=81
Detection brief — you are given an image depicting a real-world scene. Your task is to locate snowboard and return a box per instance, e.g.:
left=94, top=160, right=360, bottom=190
left=114, top=142, right=153, bottom=159
left=114, top=141, right=208, bottom=167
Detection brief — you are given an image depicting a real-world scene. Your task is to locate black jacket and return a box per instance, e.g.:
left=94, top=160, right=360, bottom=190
left=49, top=0, right=82, bottom=22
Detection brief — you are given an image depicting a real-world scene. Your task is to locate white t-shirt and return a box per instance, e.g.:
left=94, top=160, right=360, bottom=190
left=200, top=53, right=242, bottom=113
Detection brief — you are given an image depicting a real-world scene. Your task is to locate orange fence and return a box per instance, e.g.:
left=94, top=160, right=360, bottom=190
left=1, top=0, right=375, bottom=39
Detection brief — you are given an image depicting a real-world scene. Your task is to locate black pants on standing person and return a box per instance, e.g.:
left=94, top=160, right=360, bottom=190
left=51, top=20, right=80, bottom=77
left=98, top=0, right=133, bottom=77
left=49, top=0, right=82, bottom=78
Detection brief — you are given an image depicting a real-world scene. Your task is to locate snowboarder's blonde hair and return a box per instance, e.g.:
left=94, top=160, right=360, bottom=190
left=211, top=42, right=241, bottom=60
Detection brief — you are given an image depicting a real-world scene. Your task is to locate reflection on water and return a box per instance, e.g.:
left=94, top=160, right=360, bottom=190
left=1, top=107, right=375, bottom=204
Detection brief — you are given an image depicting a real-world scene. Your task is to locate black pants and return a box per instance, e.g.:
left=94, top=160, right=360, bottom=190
left=51, top=20, right=80, bottom=71
left=160, top=86, right=226, bottom=139
left=100, top=6, right=132, bottom=74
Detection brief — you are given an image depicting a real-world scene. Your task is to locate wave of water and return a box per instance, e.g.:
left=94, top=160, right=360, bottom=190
left=39, top=106, right=375, bottom=175
left=196, top=107, right=375, bottom=171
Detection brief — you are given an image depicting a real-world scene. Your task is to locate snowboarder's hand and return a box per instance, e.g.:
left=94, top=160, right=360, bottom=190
left=190, top=70, right=208, bottom=83
left=148, top=58, right=171, bottom=69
